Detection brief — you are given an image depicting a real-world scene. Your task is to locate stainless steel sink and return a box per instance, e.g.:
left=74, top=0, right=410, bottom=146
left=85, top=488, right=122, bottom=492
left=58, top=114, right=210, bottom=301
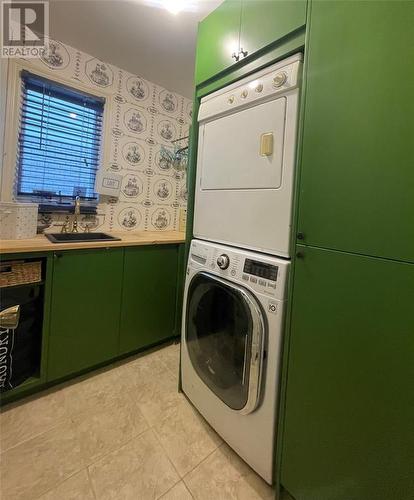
left=45, top=232, right=121, bottom=243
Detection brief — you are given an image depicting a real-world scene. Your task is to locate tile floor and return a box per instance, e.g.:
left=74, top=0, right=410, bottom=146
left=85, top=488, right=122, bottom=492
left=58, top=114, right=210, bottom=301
left=0, top=342, right=278, bottom=500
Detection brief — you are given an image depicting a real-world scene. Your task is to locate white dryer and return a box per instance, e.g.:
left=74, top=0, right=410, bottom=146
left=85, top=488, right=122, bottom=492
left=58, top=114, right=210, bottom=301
left=181, top=239, right=289, bottom=484
left=193, top=54, right=302, bottom=258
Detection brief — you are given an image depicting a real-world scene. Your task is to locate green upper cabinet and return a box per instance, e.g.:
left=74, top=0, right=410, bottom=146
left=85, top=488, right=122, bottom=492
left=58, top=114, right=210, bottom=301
left=195, top=0, right=241, bottom=85
left=47, top=248, right=123, bottom=381
left=240, top=0, right=306, bottom=57
left=119, top=245, right=178, bottom=355
left=298, top=0, right=414, bottom=262
left=281, top=246, right=414, bottom=500
left=195, top=0, right=307, bottom=86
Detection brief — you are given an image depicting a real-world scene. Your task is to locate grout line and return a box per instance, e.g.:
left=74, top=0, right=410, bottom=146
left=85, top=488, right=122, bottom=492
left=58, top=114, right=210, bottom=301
left=151, top=424, right=183, bottom=480
left=83, top=424, right=151, bottom=471
left=150, top=395, right=222, bottom=483
left=86, top=465, right=98, bottom=500
left=157, top=479, right=195, bottom=500
left=156, top=477, right=182, bottom=500
left=183, top=481, right=195, bottom=500
left=32, top=465, right=86, bottom=500
left=182, top=441, right=221, bottom=484
left=0, top=416, right=70, bottom=455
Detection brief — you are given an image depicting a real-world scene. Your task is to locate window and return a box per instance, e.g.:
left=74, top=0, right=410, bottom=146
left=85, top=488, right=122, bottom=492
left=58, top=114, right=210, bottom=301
left=16, top=71, right=105, bottom=209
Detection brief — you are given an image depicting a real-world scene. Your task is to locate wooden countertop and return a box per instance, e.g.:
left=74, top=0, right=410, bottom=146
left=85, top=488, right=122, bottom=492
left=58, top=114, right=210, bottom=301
left=0, top=231, right=186, bottom=254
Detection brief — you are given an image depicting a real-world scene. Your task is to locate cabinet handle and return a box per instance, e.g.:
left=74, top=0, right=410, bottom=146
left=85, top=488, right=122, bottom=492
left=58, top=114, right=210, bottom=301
left=239, top=48, right=248, bottom=59
left=232, top=52, right=240, bottom=62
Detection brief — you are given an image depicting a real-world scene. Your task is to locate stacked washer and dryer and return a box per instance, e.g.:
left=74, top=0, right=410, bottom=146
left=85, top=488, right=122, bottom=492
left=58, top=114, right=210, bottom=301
left=181, top=54, right=302, bottom=484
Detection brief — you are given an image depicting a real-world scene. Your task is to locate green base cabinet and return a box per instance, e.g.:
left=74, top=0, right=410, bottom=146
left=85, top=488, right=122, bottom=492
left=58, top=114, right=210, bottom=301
left=240, top=0, right=306, bottom=56
left=281, top=246, right=414, bottom=500
left=119, top=245, right=178, bottom=355
left=47, top=248, right=123, bottom=381
left=297, top=0, right=414, bottom=262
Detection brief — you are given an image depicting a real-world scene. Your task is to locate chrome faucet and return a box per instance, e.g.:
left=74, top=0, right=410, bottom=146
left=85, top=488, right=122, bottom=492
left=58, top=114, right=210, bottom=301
left=71, top=196, right=81, bottom=233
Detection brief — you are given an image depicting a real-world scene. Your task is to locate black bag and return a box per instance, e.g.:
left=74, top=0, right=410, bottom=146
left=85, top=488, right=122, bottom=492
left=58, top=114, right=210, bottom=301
left=0, top=286, right=42, bottom=392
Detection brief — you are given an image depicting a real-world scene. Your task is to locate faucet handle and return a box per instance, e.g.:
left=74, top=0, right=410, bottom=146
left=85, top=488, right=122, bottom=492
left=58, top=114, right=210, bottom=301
left=61, top=215, right=70, bottom=233
left=73, top=195, right=81, bottom=213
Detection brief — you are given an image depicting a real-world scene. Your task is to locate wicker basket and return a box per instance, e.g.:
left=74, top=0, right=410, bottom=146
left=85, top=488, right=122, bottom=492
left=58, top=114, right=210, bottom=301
left=0, top=261, right=42, bottom=288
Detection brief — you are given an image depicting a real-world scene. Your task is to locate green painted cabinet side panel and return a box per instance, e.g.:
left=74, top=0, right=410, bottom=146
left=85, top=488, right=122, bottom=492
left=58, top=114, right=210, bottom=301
left=119, top=245, right=178, bottom=355
left=240, top=0, right=306, bottom=56
left=174, top=244, right=186, bottom=336
left=47, top=249, right=123, bottom=381
left=298, top=0, right=414, bottom=262
left=281, top=246, right=414, bottom=500
left=195, top=0, right=241, bottom=85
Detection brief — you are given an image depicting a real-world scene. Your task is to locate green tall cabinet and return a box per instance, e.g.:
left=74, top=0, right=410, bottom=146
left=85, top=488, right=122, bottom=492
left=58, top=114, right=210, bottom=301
left=47, top=248, right=123, bottom=380
left=281, top=1, right=414, bottom=499
left=281, top=247, right=414, bottom=500
left=297, top=0, right=414, bottom=262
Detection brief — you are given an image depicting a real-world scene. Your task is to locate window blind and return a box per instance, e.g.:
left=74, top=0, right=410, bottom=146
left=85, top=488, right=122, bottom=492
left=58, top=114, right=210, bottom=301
left=16, top=71, right=105, bottom=207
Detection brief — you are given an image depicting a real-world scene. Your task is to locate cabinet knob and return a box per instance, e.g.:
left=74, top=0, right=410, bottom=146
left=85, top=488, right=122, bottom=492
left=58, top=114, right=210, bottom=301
left=297, top=232, right=305, bottom=240
left=54, top=252, right=63, bottom=259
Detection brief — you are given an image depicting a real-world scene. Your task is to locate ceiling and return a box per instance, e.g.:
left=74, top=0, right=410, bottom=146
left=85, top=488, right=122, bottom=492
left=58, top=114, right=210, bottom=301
left=48, top=0, right=223, bottom=98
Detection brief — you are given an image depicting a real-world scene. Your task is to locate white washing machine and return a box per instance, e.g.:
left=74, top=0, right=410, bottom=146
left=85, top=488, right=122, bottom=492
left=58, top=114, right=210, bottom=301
left=181, top=239, right=289, bottom=484
left=193, top=53, right=302, bottom=258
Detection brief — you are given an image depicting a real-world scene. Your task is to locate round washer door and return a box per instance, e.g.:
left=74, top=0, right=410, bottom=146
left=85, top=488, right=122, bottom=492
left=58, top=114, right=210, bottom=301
left=185, top=271, right=265, bottom=414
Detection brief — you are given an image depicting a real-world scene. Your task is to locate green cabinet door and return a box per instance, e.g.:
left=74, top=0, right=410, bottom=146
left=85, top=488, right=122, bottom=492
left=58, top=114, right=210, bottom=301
left=240, top=0, right=306, bottom=56
left=119, top=245, right=178, bottom=355
left=281, top=246, right=414, bottom=500
left=298, top=1, right=414, bottom=262
left=47, top=248, right=123, bottom=381
left=195, top=0, right=241, bottom=85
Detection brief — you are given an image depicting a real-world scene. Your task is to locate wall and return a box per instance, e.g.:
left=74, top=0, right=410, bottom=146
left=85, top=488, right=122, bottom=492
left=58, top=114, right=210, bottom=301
left=2, top=38, right=192, bottom=233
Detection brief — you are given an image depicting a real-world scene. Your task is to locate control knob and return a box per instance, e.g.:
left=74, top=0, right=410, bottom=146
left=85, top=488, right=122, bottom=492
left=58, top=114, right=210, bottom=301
left=273, top=72, right=287, bottom=88
left=216, top=254, right=230, bottom=270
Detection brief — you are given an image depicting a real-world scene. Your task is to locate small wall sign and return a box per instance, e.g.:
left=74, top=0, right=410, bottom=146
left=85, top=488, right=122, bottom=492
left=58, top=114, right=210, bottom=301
left=95, top=170, right=122, bottom=197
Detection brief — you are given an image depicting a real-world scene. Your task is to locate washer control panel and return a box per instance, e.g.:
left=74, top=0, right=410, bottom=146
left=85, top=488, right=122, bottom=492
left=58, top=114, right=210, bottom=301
left=188, top=239, right=289, bottom=300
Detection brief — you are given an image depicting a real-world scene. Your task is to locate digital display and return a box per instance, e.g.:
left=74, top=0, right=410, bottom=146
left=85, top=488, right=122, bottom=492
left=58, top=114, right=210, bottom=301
left=243, top=259, right=278, bottom=281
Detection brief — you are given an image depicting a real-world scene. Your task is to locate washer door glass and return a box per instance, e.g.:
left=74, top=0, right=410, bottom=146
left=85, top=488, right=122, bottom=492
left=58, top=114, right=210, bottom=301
left=186, top=272, right=264, bottom=412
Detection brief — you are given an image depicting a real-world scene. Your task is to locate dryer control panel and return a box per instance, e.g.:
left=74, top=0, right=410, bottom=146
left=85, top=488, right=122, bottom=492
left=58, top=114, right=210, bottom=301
left=198, top=53, right=302, bottom=123
left=188, top=239, right=289, bottom=301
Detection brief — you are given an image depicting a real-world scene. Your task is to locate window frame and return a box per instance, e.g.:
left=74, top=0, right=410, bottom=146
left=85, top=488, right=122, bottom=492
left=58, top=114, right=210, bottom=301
left=1, top=60, right=112, bottom=207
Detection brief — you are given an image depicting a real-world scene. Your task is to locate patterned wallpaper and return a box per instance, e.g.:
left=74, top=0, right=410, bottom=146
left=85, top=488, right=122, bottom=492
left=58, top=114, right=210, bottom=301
left=15, top=38, right=192, bottom=233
